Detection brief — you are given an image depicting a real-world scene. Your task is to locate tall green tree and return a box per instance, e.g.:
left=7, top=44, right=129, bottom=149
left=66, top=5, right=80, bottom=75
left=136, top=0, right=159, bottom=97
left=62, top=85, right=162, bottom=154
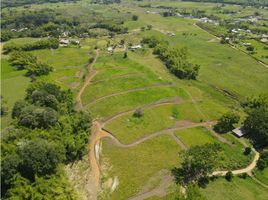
left=172, top=143, right=222, bottom=186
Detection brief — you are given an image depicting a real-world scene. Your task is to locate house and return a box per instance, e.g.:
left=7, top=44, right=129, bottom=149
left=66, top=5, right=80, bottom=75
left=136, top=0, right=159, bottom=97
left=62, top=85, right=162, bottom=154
left=200, top=17, right=213, bottom=23
left=232, top=127, right=246, bottom=138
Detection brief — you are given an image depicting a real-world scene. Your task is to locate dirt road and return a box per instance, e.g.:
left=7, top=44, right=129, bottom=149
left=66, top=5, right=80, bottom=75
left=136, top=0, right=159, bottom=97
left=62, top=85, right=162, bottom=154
left=76, top=50, right=99, bottom=111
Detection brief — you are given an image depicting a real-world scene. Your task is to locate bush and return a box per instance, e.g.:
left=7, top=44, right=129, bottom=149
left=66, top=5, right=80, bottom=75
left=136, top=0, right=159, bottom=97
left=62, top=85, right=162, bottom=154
left=132, top=15, right=138, bottom=21
left=133, top=109, right=143, bottom=118
left=244, top=147, right=252, bottom=155
left=246, top=45, right=254, bottom=51
left=214, top=112, right=240, bottom=133
left=238, top=173, right=248, bottom=179
left=225, top=171, right=233, bottom=181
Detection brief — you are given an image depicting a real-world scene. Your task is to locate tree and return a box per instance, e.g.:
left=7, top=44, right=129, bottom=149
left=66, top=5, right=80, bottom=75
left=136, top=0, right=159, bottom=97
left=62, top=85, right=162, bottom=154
left=123, top=51, right=128, bottom=58
left=225, top=171, right=233, bottom=181
left=244, top=106, right=268, bottom=147
left=19, top=139, right=65, bottom=180
left=12, top=100, right=28, bottom=118
left=132, top=15, right=138, bottom=21
left=172, top=143, right=222, bottom=186
left=214, top=112, right=240, bottom=133
left=147, top=25, right=152, bottom=30
left=1, top=153, right=21, bottom=191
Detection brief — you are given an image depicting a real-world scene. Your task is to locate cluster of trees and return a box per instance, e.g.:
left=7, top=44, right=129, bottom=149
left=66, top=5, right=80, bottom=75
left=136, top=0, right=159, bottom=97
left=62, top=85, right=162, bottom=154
left=1, top=81, right=91, bottom=198
left=142, top=36, right=200, bottom=79
left=3, top=38, right=59, bottom=54
left=214, top=94, right=268, bottom=148
left=172, top=143, right=222, bottom=187
left=243, top=94, right=268, bottom=147
left=91, top=23, right=128, bottom=34
left=1, top=2, right=133, bottom=41
left=9, top=51, right=53, bottom=76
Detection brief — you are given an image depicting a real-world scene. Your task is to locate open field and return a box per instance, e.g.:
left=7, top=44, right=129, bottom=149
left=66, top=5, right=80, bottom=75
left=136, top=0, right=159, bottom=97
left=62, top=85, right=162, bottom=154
left=254, top=168, right=268, bottom=185
left=201, top=177, right=268, bottom=200
left=1, top=0, right=268, bottom=199
left=101, top=135, right=181, bottom=200
left=1, top=59, right=30, bottom=128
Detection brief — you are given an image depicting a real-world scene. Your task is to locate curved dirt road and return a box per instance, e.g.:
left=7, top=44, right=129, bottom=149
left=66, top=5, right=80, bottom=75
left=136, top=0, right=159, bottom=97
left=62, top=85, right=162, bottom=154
left=76, top=50, right=99, bottom=111
left=85, top=83, right=175, bottom=107
left=212, top=151, right=260, bottom=176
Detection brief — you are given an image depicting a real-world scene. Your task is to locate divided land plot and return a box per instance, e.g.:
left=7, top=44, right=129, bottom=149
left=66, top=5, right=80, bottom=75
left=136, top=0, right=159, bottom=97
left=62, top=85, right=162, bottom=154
left=1, top=0, right=268, bottom=200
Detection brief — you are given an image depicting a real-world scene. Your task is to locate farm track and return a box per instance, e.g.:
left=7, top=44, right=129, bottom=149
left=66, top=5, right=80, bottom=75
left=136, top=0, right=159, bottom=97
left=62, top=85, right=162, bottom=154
left=76, top=50, right=99, bottom=111
left=102, top=97, right=184, bottom=124
left=103, top=120, right=214, bottom=148
left=91, top=72, right=145, bottom=85
left=84, top=83, right=176, bottom=107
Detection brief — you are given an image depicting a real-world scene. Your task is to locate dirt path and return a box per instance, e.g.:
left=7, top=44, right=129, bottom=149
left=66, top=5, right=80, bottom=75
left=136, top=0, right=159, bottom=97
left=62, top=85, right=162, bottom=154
left=88, top=122, right=112, bottom=200
left=85, top=83, right=175, bottom=107
left=249, top=172, right=268, bottom=189
left=76, top=50, right=99, bottom=111
left=102, top=97, right=183, bottom=124
left=104, top=121, right=214, bottom=148
left=212, top=151, right=260, bottom=176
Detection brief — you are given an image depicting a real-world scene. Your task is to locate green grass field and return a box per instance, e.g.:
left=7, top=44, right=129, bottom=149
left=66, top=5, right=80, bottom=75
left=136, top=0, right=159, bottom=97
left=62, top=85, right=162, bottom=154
left=1, top=59, right=30, bottom=129
left=201, top=177, right=268, bottom=200
left=254, top=168, right=268, bottom=185
left=174, top=127, right=216, bottom=147
left=1, top=1, right=268, bottom=199
left=101, top=135, right=181, bottom=200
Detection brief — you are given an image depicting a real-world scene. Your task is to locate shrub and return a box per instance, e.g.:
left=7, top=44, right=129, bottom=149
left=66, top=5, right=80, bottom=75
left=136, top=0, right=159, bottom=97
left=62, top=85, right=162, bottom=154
left=132, top=15, right=138, bottom=21
left=225, top=171, right=233, bottom=181
left=133, top=109, right=143, bottom=118
left=244, top=147, right=252, bottom=155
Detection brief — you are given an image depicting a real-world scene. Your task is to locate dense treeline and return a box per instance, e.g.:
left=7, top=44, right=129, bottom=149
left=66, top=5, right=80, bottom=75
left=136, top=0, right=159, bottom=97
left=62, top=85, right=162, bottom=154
left=1, top=0, right=78, bottom=8
left=3, top=38, right=59, bottom=53
left=9, top=51, right=53, bottom=76
left=1, top=7, right=130, bottom=41
left=1, top=81, right=91, bottom=198
left=142, top=36, right=200, bottom=80
left=91, top=0, right=121, bottom=4
left=243, top=94, right=268, bottom=148
left=91, top=23, right=128, bottom=34
left=181, top=0, right=268, bottom=6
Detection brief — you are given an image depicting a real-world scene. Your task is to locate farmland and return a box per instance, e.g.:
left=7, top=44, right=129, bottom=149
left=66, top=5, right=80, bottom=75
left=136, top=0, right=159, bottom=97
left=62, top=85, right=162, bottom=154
left=1, top=0, right=268, bottom=199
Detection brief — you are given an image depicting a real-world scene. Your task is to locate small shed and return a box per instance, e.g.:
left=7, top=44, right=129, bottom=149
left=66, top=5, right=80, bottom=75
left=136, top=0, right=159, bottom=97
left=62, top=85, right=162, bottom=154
left=107, top=47, right=113, bottom=53
left=232, top=127, right=246, bottom=138
left=59, top=39, right=70, bottom=45
left=130, top=44, right=142, bottom=51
